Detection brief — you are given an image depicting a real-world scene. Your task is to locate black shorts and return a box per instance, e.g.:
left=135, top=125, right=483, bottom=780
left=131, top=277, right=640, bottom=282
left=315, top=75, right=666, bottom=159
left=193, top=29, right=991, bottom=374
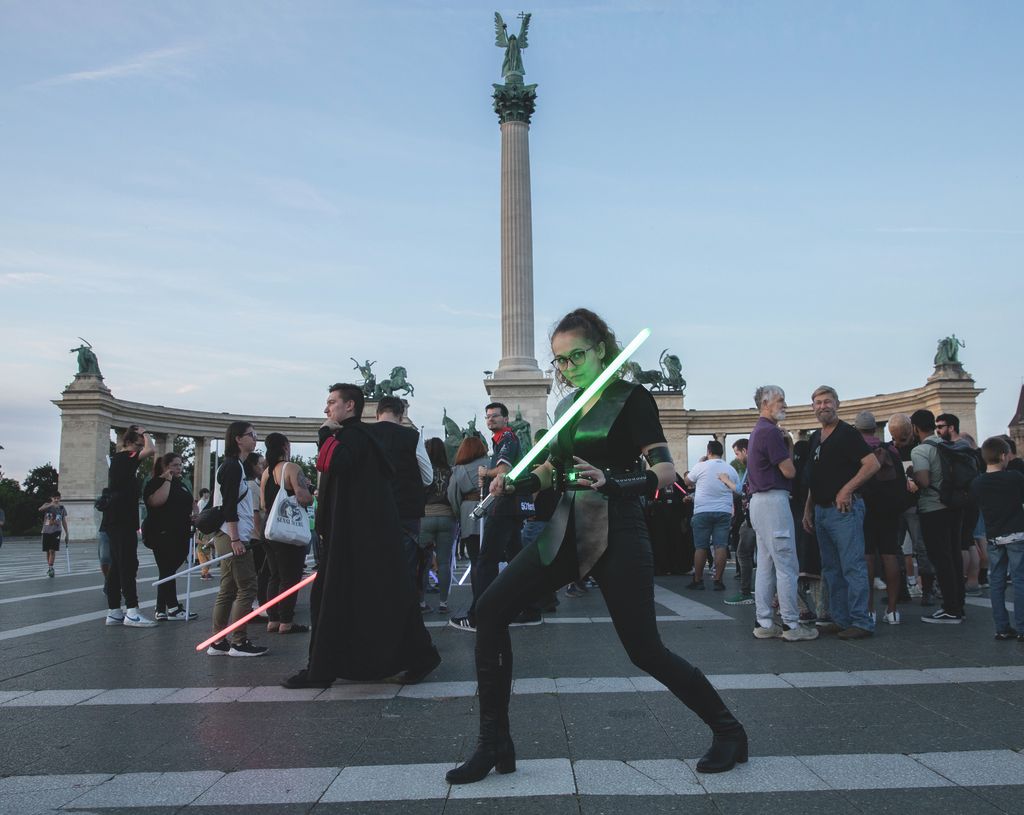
left=42, top=532, right=61, bottom=552
left=864, top=510, right=900, bottom=557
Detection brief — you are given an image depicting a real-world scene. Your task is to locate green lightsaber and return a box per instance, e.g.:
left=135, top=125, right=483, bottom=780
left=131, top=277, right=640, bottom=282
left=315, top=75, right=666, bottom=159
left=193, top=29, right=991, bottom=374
left=471, top=327, right=652, bottom=519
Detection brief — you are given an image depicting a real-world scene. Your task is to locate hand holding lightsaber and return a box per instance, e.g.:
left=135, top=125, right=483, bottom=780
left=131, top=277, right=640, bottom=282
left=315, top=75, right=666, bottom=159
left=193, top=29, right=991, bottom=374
left=470, top=328, right=652, bottom=520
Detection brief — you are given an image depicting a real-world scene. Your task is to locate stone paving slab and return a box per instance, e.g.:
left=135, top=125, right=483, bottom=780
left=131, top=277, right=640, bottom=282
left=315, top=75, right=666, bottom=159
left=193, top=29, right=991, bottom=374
left=78, top=688, right=179, bottom=705
left=322, top=763, right=449, bottom=802
left=447, top=758, right=576, bottom=799
left=193, top=767, right=342, bottom=806
left=798, top=752, right=953, bottom=789
left=70, top=770, right=224, bottom=808
left=911, top=749, right=1024, bottom=786
left=574, top=760, right=681, bottom=795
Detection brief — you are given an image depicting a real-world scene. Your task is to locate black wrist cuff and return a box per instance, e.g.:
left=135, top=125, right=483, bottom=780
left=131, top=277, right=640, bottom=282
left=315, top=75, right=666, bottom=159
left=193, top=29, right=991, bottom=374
left=511, top=472, right=542, bottom=494
left=598, top=469, right=659, bottom=499
left=644, top=446, right=674, bottom=467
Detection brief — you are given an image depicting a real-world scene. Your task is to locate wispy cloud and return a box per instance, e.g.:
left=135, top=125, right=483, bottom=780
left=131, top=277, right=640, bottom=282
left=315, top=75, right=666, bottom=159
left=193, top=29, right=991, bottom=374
left=0, top=271, right=54, bottom=287
left=34, top=45, right=197, bottom=87
left=439, top=304, right=499, bottom=320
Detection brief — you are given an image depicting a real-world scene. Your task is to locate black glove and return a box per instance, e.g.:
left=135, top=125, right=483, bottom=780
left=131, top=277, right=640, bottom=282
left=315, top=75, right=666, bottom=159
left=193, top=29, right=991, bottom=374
left=597, top=469, right=659, bottom=499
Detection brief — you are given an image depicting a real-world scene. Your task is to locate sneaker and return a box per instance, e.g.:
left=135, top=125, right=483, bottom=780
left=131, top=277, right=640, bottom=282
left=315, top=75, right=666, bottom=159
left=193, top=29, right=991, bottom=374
left=837, top=625, right=872, bottom=640
left=228, top=639, right=268, bottom=657
left=438, top=601, right=449, bottom=613
left=908, top=583, right=922, bottom=598
left=419, top=601, right=432, bottom=613
left=166, top=606, right=198, bottom=621
left=873, top=577, right=886, bottom=591
left=816, top=621, right=842, bottom=635
left=883, top=610, right=902, bottom=625
left=753, top=623, right=783, bottom=639
left=994, top=629, right=1017, bottom=641
left=965, top=584, right=982, bottom=597
left=448, top=616, right=476, bottom=633
left=105, top=608, right=125, bottom=626
left=154, top=610, right=168, bottom=621
left=584, top=577, right=598, bottom=589
left=47, top=566, right=55, bottom=578
left=207, top=639, right=230, bottom=656
left=724, top=592, right=754, bottom=606
left=686, top=579, right=705, bottom=590
left=799, top=610, right=818, bottom=623
left=510, top=609, right=543, bottom=627
left=123, top=608, right=157, bottom=628
left=782, top=624, right=819, bottom=642
left=565, top=583, right=586, bottom=598
left=921, top=609, right=963, bottom=625
left=712, top=580, right=726, bottom=592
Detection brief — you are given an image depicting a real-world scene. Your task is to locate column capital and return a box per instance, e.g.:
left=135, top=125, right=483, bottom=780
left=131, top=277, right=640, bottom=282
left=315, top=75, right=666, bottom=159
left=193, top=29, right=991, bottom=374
left=493, top=80, right=538, bottom=124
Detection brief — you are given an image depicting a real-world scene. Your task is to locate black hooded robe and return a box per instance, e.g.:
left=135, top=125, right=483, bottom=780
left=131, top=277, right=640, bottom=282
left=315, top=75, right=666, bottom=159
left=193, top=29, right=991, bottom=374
left=308, top=418, right=436, bottom=681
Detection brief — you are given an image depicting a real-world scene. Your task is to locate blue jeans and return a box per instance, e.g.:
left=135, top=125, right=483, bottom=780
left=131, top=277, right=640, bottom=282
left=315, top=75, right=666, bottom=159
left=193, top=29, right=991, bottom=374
left=419, top=515, right=455, bottom=602
left=691, top=511, right=731, bottom=551
left=988, top=541, right=1024, bottom=633
left=521, top=520, right=548, bottom=548
left=814, top=498, right=874, bottom=631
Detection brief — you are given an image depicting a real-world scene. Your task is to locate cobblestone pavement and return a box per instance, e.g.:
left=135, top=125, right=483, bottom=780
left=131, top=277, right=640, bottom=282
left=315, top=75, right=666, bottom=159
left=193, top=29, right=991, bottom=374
left=1, top=540, right=1022, bottom=814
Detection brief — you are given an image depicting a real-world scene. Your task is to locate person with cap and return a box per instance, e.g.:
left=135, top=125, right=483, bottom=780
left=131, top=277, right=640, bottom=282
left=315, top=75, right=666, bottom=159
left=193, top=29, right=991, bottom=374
left=801, top=386, right=880, bottom=639
left=855, top=410, right=906, bottom=625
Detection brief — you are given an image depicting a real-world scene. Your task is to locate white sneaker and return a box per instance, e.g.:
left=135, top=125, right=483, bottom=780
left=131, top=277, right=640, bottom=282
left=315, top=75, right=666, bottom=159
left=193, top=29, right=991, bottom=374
left=908, top=582, right=922, bottom=598
left=873, top=577, right=886, bottom=591
left=883, top=610, right=902, bottom=625
left=782, top=624, right=820, bottom=641
left=105, top=608, right=125, bottom=626
left=123, top=607, right=157, bottom=628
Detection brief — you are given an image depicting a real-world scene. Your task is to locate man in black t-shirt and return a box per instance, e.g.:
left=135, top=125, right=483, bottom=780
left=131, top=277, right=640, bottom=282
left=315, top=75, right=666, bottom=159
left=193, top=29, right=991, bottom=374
left=801, top=386, right=880, bottom=639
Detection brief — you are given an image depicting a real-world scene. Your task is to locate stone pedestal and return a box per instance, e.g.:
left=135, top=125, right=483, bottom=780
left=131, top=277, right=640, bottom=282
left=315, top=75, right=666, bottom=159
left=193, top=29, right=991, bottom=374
left=484, top=374, right=553, bottom=444
left=652, top=391, right=689, bottom=471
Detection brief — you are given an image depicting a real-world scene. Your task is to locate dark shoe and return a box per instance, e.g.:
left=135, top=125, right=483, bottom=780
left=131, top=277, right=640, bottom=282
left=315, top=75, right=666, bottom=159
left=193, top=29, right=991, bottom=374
left=994, top=629, right=1017, bottom=641
left=712, top=580, right=726, bottom=592
left=281, top=668, right=333, bottom=689
left=837, top=626, right=872, bottom=640
left=509, top=609, right=543, bottom=627
left=228, top=639, right=268, bottom=657
left=921, top=609, right=963, bottom=625
left=445, top=737, right=516, bottom=784
left=816, top=621, right=842, bottom=635
left=206, top=639, right=230, bottom=656
left=696, top=729, right=749, bottom=773
left=403, top=647, right=442, bottom=685
left=279, top=623, right=310, bottom=634
left=448, top=616, right=476, bottom=633
left=686, top=579, right=705, bottom=590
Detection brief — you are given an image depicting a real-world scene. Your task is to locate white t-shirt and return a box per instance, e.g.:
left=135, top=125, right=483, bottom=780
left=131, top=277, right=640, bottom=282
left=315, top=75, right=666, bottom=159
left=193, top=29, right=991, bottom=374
left=688, top=459, right=739, bottom=516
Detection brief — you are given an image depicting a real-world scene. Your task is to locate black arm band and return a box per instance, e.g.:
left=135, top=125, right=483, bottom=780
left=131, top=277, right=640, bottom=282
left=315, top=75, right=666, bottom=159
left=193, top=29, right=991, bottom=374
left=644, top=446, right=674, bottom=467
left=510, top=472, right=542, bottom=494
left=598, top=469, right=659, bottom=499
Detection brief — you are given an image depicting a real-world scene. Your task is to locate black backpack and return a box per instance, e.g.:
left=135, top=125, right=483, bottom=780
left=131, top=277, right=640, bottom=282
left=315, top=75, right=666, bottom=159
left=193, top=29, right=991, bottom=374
left=863, top=442, right=915, bottom=514
left=924, top=439, right=980, bottom=509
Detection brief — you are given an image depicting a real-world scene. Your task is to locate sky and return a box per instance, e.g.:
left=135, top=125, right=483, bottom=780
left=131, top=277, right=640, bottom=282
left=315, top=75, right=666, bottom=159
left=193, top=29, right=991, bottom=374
left=1, top=0, right=1022, bottom=481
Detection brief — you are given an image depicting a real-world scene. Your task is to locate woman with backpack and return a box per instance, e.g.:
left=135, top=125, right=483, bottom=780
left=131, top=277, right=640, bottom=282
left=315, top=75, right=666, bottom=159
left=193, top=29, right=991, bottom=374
left=260, top=433, right=315, bottom=634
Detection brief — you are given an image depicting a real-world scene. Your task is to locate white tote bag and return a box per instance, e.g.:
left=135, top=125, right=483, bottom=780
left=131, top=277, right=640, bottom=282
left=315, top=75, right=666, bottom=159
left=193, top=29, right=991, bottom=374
left=264, top=466, right=310, bottom=546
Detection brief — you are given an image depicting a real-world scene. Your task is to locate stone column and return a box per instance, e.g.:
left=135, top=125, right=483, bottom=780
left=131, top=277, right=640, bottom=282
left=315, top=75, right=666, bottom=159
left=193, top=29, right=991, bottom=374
left=193, top=437, right=212, bottom=496
left=484, top=76, right=551, bottom=433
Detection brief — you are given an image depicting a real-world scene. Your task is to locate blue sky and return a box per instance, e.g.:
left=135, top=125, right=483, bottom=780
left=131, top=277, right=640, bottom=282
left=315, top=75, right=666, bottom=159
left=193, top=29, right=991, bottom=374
left=1, top=0, right=1021, bottom=480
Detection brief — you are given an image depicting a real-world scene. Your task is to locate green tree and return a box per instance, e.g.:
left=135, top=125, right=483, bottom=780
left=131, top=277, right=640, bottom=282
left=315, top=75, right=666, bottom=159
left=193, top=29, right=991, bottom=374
left=0, top=476, right=43, bottom=535
left=290, top=455, right=318, bottom=488
left=23, top=463, right=59, bottom=500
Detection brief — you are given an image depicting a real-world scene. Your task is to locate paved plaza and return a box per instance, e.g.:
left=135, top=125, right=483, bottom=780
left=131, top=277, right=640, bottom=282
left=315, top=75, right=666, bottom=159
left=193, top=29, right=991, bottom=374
left=1, top=538, right=1022, bottom=815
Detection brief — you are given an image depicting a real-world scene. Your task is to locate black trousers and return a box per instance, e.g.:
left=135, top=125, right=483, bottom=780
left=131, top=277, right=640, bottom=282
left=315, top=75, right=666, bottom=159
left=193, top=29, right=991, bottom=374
left=105, top=526, right=140, bottom=610
left=264, top=539, right=307, bottom=623
left=919, top=507, right=965, bottom=615
left=476, top=499, right=709, bottom=711
left=469, top=515, right=521, bottom=623
left=152, top=532, right=189, bottom=611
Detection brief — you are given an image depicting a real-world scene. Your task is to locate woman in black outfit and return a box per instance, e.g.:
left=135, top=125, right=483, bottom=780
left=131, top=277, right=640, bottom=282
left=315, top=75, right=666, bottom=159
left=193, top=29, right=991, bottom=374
left=144, top=452, right=197, bottom=621
left=260, top=433, right=315, bottom=634
left=446, top=308, right=747, bottom=785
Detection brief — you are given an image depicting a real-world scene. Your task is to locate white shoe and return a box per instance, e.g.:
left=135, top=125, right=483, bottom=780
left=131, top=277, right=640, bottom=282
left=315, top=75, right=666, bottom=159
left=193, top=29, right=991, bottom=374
left=123, top=607, right=157, bottom=628
left=782, top=624, right=820, bottom=641
left=883, top=610, right=902, bottom=625
left=908, top=583, right=922, bottom=598
left=873, top=577, right=886, bottom=591
left=105, top=608, right=125, bottom=626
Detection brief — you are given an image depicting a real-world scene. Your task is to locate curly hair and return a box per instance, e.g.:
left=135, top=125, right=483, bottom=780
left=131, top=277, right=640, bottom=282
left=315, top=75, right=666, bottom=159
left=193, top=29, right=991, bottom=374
left=549, top=307, right=621, bottom=389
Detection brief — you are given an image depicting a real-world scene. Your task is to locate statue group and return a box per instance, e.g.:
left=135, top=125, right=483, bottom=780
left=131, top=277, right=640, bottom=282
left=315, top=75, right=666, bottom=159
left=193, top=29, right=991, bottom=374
left=351, top=359, right=415, bottom=400
left=70, top=339, right=102, bottom=377
left=623, top=349, right=686, bottom=392
left=933, top=335, right=965, bottom=367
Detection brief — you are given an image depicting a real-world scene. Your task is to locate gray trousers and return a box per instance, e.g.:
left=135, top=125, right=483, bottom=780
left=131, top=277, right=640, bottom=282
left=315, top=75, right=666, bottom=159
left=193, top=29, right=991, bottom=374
left=749, top=490, right=801, bottom=629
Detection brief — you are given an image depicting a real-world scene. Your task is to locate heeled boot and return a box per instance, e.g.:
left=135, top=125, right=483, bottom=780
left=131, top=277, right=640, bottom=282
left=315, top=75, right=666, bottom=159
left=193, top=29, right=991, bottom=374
left=445, top=651, right=516, bottom=784
left=684, top=667, right=748, bottom=773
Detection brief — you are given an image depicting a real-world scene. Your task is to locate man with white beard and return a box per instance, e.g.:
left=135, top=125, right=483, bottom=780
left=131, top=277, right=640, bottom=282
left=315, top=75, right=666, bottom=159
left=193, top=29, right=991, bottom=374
left=746, top=386, right=818, bottom=641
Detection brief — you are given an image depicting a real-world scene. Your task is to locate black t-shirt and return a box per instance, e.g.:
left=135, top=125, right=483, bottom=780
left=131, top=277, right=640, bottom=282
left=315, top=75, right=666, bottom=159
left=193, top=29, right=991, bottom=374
left=531, top=487, right=558, bottom=521
left=806, top=421, right=872, bottom=506
left=969, top=470, right=1024, bottom=539
left=143, top=477, right=193, bottom=541
left=103, top=450, right=142, bottom=529
left=594, top=385, right=667, bottom=468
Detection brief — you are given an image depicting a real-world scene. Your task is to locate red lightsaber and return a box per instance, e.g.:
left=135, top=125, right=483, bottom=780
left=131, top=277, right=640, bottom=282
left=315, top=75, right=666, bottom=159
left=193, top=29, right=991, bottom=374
left=195, top=571, right=318, bottom=652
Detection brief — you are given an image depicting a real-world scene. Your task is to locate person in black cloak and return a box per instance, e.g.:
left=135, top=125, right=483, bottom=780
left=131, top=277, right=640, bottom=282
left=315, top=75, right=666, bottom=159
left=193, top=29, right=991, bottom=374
left=444, top=309, right=747, bottom=785
left=281, top=382, right=441, bottom=689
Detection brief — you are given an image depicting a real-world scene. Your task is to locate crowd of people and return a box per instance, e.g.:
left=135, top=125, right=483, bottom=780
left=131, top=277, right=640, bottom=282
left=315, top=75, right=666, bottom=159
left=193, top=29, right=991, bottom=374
left=71, top=308, right=1022, bottom=787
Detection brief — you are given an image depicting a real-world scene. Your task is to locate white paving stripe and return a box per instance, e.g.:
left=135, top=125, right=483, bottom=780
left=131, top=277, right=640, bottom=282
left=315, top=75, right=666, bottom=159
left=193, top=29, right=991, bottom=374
left=0, top=587, right=220, bottom=641
left=653, top=584, right=731, bottom=620
left=2, top=750, right=1022, bottom=807
left=966, top=595, right=1014, bottom=612
left=4, top=664, right=1023, bottom=708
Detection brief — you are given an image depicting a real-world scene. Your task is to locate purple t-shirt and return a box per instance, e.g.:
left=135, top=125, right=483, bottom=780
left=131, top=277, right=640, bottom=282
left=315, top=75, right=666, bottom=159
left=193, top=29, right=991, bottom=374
left=747, top=417, right=793, bottom=494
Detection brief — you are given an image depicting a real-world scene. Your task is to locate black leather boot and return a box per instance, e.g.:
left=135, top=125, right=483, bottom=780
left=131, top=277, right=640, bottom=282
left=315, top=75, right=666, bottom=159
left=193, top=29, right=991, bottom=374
left=445, top=651, right=516, bottom=784
left=683, top=667, right=748, bottom=773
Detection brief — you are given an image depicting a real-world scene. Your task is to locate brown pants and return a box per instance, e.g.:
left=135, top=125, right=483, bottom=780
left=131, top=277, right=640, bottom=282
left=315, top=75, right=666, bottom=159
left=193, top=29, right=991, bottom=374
left=211, top=532, right=257, bottom=645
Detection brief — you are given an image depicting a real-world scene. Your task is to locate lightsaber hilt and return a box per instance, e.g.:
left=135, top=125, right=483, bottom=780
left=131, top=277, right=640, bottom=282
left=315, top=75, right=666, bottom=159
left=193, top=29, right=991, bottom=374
left=152, top=542, right=251, bottom=586
left=470, top=493, right=496, bottom=520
